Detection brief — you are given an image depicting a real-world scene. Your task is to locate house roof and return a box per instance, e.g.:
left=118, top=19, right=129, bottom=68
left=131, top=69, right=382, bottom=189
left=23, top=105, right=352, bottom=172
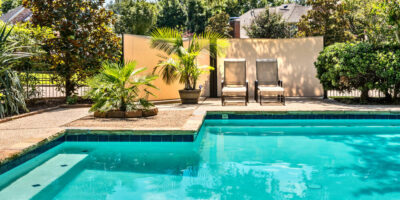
left=0, top=6, right=32, bottom=24
left=239, top=3, right=311, bottom=38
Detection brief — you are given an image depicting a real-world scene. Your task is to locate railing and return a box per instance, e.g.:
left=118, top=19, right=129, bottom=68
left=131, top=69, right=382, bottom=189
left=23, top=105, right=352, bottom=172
left=328, top=90, right=385, bottom=98
left=18, top=71, right=89, bottom=99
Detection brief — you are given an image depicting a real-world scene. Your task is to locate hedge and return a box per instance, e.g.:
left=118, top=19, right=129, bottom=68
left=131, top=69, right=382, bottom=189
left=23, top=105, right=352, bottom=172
left=315, top=42, right=400, bottom=101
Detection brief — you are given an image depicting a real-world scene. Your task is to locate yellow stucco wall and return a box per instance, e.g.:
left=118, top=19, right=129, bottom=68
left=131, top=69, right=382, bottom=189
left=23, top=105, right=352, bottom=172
left=217, top=37, right=324, bottom=97
left=123, top=34, right=210, bottom=100
left=124, top=35, right=324, bottom=100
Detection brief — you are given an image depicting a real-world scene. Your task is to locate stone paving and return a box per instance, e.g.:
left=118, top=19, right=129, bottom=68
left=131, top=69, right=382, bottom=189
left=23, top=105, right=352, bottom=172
left=2, top=97, right=400, bottom=164
left=0, top=108, right=89, bottom=163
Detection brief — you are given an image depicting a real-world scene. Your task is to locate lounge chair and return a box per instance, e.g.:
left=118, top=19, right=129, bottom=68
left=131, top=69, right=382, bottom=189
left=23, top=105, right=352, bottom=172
left=221, top=59, right=248, bottom=106
left=255, top=59, right=285, bottom=105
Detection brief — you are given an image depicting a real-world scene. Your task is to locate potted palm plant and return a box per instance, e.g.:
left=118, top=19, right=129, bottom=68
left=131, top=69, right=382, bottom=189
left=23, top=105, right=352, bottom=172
left=86, top=61, right=158, bottom=118
left=150, top=28, right=228, bottom=104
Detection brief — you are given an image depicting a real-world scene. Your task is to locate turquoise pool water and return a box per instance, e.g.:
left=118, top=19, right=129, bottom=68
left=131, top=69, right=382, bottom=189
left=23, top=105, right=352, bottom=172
left=1, top=119, right=400, bottom=199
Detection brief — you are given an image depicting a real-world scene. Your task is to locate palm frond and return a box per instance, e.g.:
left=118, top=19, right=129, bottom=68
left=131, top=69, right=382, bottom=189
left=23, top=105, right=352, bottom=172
left=87, top=61, right=158, bottom=112
left=150, top=28, right=184, bottom=55
left=154, top=58, right=180, bottom=85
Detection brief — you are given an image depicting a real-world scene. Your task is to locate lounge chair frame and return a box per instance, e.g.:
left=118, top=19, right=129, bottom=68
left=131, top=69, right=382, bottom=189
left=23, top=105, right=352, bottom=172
left=221, top=59, right=248, bottom=106
left=254, top=59, right=285, bottom=105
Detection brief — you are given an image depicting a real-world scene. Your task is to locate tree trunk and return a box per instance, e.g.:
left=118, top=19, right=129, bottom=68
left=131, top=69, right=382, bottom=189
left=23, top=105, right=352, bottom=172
left=323, top=90, right=328, bottom=99
left=394, top=85, right=399, bottom=102
left=384, top=90, right=392, bottom=101
left=65, top=73, right=74, bottom=98
left=360, top=88, right=369, bottom=102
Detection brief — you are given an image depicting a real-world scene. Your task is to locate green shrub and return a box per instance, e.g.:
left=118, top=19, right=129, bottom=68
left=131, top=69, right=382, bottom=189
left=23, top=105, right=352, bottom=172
left=315, top=42, right=400, bottom=101
left=86, top=62, right=157, bottom=113
left=66, top=95, right=78, bottom=105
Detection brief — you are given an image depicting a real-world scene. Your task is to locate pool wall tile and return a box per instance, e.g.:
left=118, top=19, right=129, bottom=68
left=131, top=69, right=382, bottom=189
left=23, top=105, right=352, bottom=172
left=205, top=113, right=400, bottom=120
left=141, top=135, right=151, bottom=142
left=87, top=135, right=99, bottom=142
left=151, top=135, right=162, bottom=142
left=162, top=135, right=172, bottom=142
left=108, top=135, right=120, bottom=142
left=129, top=135, right=140, bottom=142
left=98, top=135, right=109, bottom=142
left=173, top=135, right=183, bottom=142
left=119, top=135, right=130, bottom=142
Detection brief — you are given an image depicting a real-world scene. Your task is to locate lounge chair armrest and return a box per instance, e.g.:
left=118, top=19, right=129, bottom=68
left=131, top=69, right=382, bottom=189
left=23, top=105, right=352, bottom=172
left=278, top=80, right=283, bottom=87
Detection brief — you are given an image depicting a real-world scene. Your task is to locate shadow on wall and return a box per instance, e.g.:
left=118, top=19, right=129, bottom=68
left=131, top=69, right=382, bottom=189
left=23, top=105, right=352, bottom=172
left=217, top=37, right=324, bottom=97
left=123, top=34, right=210, bottom=101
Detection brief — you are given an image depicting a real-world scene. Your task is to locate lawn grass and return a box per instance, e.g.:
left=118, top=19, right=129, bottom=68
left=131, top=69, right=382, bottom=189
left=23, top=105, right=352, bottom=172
left=19, top=72, right=88, bottom=85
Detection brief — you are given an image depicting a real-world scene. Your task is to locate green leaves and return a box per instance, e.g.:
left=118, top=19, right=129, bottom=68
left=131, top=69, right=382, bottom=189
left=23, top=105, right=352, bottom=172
left=151, top=27, right=228, bottom=90
left=86, top=62, right=158, bottom=112
left=23, top=0, right=121, bottom=97
left=297, top=0, right=355, bottom=47
left=0, top=23, right=31, bottom=118
left=245, top=7, right=291, bottom=39
left=316, top=42, right=400, bottom=101
left=205, top=11, right=232, bottom=38
left=111, top=0, right=158, bottom=35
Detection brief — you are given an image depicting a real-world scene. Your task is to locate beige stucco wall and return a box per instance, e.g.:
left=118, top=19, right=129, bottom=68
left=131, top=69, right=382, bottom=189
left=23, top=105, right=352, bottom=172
left=123, top=34, right=210, bottom=101
left=217, top=37, right=324, bottom=97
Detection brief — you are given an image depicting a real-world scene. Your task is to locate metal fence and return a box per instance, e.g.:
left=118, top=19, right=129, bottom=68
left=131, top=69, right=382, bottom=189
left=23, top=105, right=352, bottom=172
left=328, top=90, right=385, bottom=98
left=18, top=71, right=89, bottom=99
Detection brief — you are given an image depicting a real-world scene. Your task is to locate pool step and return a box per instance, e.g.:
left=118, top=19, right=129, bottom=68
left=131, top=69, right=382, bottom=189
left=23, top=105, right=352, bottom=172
left=0, top=154, right=87, bottom=199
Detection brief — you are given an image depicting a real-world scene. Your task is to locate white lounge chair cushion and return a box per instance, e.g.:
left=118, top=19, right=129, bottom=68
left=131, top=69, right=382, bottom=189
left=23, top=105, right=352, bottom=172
left=258, top=86, right=284, bottom=95
left=222, top=86, right=247, bottom=96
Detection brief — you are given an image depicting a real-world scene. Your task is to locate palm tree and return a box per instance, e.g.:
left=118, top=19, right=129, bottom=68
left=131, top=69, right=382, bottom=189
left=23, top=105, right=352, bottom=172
left=150, top=28, right=229, bottom=91
left=86, top=61, right=157, bottom=112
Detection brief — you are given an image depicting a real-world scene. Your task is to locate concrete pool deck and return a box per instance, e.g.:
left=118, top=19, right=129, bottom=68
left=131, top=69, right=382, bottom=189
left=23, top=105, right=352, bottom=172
left=2, top=97, right=400, bottom=165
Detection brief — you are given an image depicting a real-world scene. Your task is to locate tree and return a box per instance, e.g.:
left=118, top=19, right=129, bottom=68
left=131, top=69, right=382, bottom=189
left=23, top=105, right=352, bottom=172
left=156, top=0, right=187, bottom=30
left=297, top=0, right=355, bottom=99
left=297, top=0, right=354, bottom=47
left=206, top=11, right=233, bottom=38
left=110, top=0, right=158, bottom=35
left=208, top=0, right=272, bottom=17
left=342, top=0, right=395, bottom=44
left=1, top=0, right=22, bottom=14
left=23, top=0, right=121, bottom=98
left=187, top=0, right=210, bottom=34
left=383, top=0, right=400, bottom=44
left=245, top=8, right=290, bottom=38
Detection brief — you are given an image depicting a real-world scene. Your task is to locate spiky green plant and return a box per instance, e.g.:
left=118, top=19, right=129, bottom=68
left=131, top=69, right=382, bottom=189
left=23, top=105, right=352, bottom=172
left=0, top=23, right=31, bottom=118
left=86, top=62, right=158, bottom=112
left=150, top=28, right=229, bottom=90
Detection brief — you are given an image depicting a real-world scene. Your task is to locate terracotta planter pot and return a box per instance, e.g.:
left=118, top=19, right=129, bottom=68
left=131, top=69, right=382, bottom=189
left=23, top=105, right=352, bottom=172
left=94, top=111, right=107, bottom=118
left=106, top=110, right=125, bottom=118
left=179, top=89, right=201, bottom=104
left=142, top=107, right=158, bottom=117
left=125, top=110, right=143, bottom=118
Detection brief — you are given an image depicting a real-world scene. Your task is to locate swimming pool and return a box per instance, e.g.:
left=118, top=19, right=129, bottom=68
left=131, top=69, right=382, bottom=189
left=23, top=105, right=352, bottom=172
left=1, top=115, right=400, bottom=199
